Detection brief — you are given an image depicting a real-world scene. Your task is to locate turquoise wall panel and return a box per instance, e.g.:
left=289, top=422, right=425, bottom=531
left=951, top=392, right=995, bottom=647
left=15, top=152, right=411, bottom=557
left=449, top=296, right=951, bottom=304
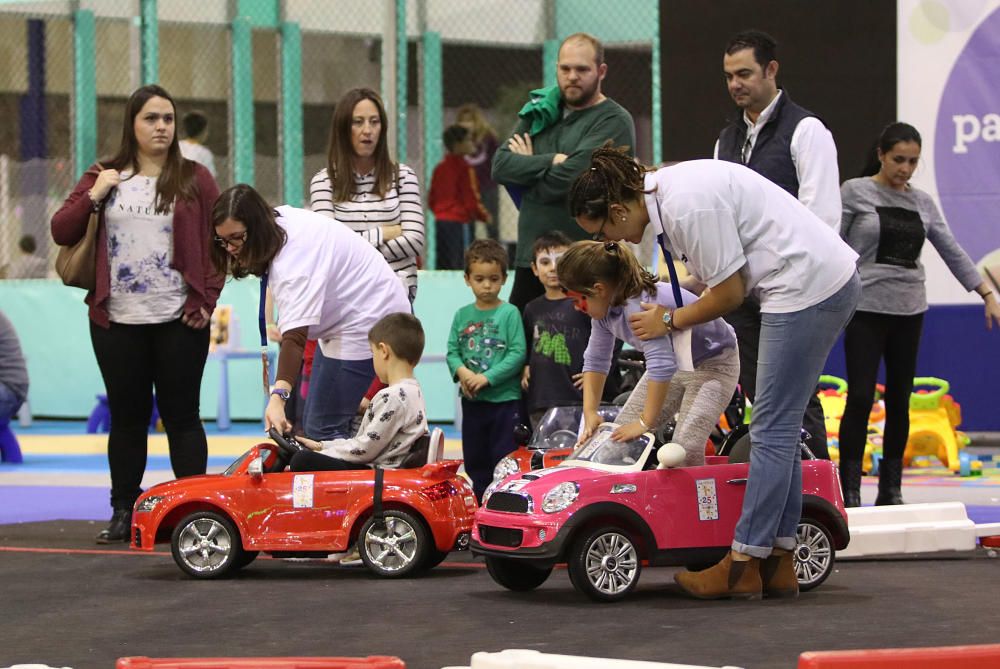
left=0, top=272, right=511, bottom=424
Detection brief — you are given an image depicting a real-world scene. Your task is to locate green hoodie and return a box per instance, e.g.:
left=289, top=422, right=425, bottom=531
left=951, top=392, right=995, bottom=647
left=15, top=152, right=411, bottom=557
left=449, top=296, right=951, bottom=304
left=492, top=95, right=635, bottom=267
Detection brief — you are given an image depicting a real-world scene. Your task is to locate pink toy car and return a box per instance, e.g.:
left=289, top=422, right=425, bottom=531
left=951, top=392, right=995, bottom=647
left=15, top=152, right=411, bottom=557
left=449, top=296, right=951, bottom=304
left=472, top=424, right=849, bottom=602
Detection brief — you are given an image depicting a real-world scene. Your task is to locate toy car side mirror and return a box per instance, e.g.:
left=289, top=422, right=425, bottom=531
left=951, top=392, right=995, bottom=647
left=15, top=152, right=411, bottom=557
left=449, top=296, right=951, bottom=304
left=656, top=443, right=686, bottom=469
left=513, top=423, right=532, bottom=446
left=248, top=446, right=264, bottom=479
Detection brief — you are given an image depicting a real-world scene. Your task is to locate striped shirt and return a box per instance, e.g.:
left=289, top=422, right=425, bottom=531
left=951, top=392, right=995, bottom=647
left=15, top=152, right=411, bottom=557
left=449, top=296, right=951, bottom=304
left=309, top=164, right=425, bottom=299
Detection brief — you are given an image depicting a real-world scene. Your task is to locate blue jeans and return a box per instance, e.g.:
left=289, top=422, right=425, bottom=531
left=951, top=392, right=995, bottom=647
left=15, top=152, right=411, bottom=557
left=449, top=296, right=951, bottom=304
left=303, top=352, right=375, bottom=441
left=0, top=382, right=22, bottom=425
left=733, top=273, right=860, bottom=558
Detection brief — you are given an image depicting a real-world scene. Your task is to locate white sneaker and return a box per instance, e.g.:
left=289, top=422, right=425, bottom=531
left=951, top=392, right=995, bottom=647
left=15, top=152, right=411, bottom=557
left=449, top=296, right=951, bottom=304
left=339, top=545, right=363, bottom=566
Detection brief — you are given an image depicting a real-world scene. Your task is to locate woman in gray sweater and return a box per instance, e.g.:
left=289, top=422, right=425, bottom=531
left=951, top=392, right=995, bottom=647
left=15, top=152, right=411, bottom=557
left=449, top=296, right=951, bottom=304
left=838, top=122, right=1000, bottom=507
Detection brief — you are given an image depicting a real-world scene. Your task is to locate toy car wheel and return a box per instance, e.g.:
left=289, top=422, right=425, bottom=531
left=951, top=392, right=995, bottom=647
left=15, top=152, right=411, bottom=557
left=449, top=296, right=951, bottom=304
left=485, top=557, right=552, bottom=591
left=171, top=511, right=246, bottom=579
left=359, top=509, right=430, bottom=578
left=568, top=526, right=641, bottom=602
left=795, top=518, right=835, bottom=591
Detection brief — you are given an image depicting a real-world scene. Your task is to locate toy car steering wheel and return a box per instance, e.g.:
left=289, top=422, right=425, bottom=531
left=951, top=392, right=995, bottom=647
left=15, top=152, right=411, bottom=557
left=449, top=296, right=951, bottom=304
left=268, top=427, right=305, bottom=459
left=546, top=429, right=579, bottom=449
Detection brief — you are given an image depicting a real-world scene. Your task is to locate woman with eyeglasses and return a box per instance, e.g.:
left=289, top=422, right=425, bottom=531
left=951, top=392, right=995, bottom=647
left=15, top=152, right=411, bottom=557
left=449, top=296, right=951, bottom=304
left=51, top=85, right=222, bottom=544
left=569, top=144, right=859, bottom=601
left=210, top=184, right=411, bottom=440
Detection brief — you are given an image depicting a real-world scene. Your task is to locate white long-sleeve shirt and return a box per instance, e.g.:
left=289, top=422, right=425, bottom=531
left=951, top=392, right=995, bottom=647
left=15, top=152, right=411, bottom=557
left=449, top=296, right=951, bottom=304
left=713, top=91, right=841, bottom=231
left=318, top=378, right=428, bottom=467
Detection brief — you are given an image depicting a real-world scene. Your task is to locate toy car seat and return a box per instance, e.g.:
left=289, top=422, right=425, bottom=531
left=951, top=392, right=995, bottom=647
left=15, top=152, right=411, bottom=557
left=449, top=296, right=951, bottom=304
left=427, top=427, right=445, bottom=464
left=398, top=435, right=431, bottom=468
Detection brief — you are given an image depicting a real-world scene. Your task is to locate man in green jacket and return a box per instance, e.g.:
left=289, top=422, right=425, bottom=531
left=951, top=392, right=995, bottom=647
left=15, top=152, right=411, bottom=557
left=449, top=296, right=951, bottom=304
left=492, top=32, right=636, bottom=312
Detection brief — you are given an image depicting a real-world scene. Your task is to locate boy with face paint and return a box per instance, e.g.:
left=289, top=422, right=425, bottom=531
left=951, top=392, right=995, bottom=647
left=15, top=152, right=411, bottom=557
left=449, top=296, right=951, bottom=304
left=520, top=231, right=596, bottom=427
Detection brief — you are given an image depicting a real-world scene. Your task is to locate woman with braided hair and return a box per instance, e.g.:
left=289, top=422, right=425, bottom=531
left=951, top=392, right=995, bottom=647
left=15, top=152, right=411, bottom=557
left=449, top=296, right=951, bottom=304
left=569, top=144, right=859, bottom=601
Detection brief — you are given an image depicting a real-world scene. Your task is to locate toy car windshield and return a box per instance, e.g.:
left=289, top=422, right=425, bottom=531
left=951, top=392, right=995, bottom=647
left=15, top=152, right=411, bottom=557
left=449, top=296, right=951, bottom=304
left=563, top=423, right=654, bottom=469
left=530, top=405, right=621, bottom=450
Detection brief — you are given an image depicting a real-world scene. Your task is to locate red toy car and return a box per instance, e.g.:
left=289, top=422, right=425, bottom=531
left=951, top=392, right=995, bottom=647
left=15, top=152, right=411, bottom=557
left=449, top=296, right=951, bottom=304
left=473, top=424, right=849, bottom=602
left=131, top=429, right=477, bottom=579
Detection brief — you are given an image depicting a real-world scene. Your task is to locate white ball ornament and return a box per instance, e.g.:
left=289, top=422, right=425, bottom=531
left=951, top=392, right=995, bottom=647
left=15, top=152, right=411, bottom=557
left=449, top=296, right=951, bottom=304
left=656, top=442, right=686, bottom=469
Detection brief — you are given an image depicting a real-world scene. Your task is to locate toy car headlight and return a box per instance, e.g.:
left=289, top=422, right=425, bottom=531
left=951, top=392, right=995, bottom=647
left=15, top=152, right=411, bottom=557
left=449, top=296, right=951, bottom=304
left=542, top=482, right=579, bottom=513
left=482, top=479, right=501, bottom=505
left=135, top=495, right=164, bottom=513
left=493, top=457, right=519, bottom=483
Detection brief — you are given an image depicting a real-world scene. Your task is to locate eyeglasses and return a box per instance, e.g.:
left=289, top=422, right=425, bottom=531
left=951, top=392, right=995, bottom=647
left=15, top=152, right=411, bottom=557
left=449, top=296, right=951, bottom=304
left=214, top=231, right=248, bottom=248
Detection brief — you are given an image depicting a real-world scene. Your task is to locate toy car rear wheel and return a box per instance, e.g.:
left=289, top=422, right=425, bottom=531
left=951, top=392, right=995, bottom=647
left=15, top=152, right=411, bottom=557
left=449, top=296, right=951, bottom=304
left=568, top=526, right=641, bottom=602
left=485, top=556, right=552, bottom=591
left=171, top=511, right=246, bottom=579
left=359, top=509, right=430, bottom=578
left=795, top=518, right=835, bottom=591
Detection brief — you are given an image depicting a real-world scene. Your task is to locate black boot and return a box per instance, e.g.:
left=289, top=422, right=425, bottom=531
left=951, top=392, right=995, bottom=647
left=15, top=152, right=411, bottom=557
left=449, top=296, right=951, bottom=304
left=839, top=459, right=863, bottom=508
left=875, top=458, right=905, bottom=506
left=96, top=508, right=132, bottom=544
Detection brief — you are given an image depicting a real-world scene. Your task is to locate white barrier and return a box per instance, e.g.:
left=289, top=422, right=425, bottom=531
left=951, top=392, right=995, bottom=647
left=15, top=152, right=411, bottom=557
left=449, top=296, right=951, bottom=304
left=442, top=649, right=744, bottom=669
left=840, top=502, right=1000, bottom=558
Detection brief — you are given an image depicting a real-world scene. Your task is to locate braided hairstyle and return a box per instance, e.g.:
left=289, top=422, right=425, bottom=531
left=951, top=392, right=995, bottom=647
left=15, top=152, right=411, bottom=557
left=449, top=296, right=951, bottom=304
left=557, top=240, right=658, bottom=306
left=568, top=141, right=651, bottom=222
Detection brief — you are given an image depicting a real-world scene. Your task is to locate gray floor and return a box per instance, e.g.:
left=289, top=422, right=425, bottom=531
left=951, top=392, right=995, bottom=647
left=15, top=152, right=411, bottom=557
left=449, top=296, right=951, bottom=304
left=2, top=520, right=999, bottom=669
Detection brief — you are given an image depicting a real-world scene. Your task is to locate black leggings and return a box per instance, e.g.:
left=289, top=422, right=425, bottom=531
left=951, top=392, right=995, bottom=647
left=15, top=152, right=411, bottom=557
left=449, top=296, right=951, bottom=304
left=90, top=319, right=210, bottom=509
left=839, top=310, right=924, bottom=462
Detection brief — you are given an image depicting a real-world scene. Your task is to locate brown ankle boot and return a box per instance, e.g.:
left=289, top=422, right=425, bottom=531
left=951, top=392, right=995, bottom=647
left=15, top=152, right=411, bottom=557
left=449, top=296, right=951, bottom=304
left=674, top=552, right=762, bottom=600
left=761, top=550, right=799, bottom=599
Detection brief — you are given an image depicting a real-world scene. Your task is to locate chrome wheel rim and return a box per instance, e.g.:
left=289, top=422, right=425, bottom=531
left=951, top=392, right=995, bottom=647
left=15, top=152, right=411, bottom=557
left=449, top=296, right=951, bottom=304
left=584, top=532, right=638, bottom=596
left=177, top=518, right=232, bottom=573
left=795, top=521, right=832, bottom=586
left=364, top=516, right=418, bottom=572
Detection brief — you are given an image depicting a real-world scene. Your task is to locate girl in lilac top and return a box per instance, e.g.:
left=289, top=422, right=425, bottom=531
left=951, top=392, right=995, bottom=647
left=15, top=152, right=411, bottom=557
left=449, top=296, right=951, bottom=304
left=558, top=241, right=739, bottom=466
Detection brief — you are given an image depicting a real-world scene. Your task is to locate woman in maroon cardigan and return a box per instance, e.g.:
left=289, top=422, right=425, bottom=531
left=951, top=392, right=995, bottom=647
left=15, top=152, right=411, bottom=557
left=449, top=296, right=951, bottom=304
left=52, top=85, right=222, bottom=544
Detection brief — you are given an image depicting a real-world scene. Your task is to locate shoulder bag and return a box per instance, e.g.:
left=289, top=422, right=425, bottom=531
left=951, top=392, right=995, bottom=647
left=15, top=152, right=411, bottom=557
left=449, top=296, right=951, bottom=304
left=55, top=164, right=104, bottom=291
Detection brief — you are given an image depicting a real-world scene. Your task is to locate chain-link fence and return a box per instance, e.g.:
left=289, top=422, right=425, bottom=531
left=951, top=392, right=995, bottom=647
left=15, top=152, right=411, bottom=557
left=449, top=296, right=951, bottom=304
left=0, top=0, right=658, bottom=277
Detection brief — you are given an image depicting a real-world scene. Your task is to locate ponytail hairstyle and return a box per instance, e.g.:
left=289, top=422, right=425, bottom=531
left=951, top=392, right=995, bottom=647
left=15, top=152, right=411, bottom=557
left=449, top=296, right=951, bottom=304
left=568, top=141, right=652, bottom=222
left=858, top=121, right=923, bottom=177
left=556, top=240, right=658, bottom=306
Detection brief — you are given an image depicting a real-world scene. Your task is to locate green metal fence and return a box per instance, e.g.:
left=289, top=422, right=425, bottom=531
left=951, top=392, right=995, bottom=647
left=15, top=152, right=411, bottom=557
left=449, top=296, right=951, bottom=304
left=0, top=0, right=659, bottom=275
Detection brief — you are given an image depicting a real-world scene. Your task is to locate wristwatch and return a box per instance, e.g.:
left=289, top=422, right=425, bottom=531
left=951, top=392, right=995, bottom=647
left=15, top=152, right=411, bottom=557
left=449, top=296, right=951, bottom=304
left=662, top=308, right=675, bottom=333
left=270, top=387, right=291, bottom=401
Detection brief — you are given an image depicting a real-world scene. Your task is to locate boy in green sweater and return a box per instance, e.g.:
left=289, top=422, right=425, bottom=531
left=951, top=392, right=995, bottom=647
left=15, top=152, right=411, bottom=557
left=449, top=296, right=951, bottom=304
left=447, top=239, right=527, bottom=501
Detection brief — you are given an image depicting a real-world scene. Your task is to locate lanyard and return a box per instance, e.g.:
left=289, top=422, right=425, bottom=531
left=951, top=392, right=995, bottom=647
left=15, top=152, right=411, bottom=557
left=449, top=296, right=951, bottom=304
left=648, top=195, right=685, bottom=308
left=258, top=272, right=270, bottom=397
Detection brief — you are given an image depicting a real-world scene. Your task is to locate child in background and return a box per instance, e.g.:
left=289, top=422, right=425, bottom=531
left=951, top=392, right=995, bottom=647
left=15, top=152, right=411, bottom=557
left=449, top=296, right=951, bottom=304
left=429, top=125, right=492, bottom=270
left=558, top=241, right=740, bottom=467
left=520, top=231, right=591, bottom=428
left=447, top=240, right=526, bottom=500
left=293, top=312, right=428, bottom=471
